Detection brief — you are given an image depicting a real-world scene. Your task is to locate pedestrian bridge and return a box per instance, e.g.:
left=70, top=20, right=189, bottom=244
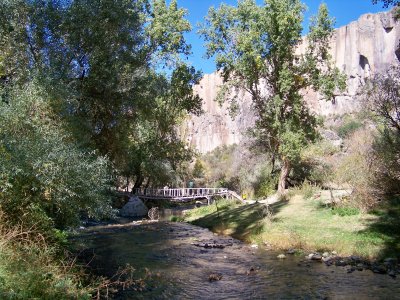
left=132, top=187, right=243, bottom=203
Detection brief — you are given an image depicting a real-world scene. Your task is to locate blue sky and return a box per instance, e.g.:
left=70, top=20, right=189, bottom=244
left=177, top=0, right=388, bottom=74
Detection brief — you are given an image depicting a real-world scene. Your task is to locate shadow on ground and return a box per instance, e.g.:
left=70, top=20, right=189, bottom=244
left=191, top=200, right=288, bottom=241
left=359, top=196, right=400, bottom=259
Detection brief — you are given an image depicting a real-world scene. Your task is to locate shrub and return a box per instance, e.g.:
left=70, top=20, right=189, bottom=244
left=299, top=181, right=318, bottom=200
left=0, top=212, right=92, bottom=299
left=0, top=83, right=114, bottom=231
left=337, top=119, right=363, bottom=138
left=254, top=165, right=278, bottom=199
left=333, top=128, right=378, bottom=211
left=331, top=206, right=360, bottom=217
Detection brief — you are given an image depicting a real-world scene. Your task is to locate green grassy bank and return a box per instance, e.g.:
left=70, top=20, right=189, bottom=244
left=177, top=193, right=400, bottom=259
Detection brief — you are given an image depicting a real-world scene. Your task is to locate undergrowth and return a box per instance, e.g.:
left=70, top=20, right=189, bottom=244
left=0, top=212, right=92, bottom=299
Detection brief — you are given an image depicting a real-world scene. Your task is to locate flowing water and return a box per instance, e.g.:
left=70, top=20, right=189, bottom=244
left=74, top=220, right=400, bottom=299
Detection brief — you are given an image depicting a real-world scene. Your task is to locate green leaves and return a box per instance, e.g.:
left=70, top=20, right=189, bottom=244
left=147, top=0, right=192, bottom=66
left=0, top=82, right=114, bottom=230
left=201, top=0, right=345, bottom=191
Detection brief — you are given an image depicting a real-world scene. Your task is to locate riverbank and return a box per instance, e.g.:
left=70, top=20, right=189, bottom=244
left=177, top=192, right=400, bottom=260
left=72, top=219, right=400, bottom=299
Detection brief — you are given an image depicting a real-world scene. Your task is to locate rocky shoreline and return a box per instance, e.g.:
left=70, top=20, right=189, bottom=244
left=278, top=249, right=399, bottom=278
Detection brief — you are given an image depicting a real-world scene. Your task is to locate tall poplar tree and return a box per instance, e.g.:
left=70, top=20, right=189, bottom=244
left=201, top=0, right=345, bottom=194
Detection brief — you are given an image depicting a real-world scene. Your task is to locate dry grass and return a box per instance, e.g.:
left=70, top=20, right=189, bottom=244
left=0, top=210, right=93, bottom=299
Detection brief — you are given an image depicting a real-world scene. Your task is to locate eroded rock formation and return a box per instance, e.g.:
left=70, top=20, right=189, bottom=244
left=186, top=10, right=400, bottom=153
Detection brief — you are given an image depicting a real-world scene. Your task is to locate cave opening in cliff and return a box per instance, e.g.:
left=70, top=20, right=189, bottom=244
left=359, top=55, right=371, bottom=77
left=395, top=48, right=400, bottom=63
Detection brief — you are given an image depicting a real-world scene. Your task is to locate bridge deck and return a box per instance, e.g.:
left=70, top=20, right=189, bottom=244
left=132, top=188, right=242, bottom=202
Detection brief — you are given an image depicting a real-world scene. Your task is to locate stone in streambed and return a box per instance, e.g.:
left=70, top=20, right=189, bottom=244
left=119, top=196, right=148, bottom=217
left=307, top=253, right=322, bottom=261
left=287, top=248, right=296, bottom=255
left=322, top=252, right=330, bottom=258
left=277, top=254, right=286, bottom=259
left=209, top=273, right=223, bottom=282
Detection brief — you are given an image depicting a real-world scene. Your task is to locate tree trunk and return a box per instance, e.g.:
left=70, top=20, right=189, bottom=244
left=133, top=174, right=144, bottom=191
left=144, top=177, right=151, bottom=189
left=277, top=159, right=291, bottom=195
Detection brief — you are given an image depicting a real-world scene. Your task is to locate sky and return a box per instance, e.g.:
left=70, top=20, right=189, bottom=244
left=176, top=0, right=389, bottom=74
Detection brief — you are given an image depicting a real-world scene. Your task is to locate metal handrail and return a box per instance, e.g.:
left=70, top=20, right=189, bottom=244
left=132, top=187, right=229, bottom=198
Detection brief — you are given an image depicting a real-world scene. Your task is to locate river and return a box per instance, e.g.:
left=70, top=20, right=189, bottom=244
left=74, top=220, right=400, bottom=299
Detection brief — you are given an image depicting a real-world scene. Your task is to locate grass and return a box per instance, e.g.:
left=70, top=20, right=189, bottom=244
left=178, top=193, right=400, bottom=259
left=0, top=211, right=93, bottom=300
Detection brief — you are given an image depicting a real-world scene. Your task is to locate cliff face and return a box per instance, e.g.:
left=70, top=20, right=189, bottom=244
left=186, top=10, right=400, bottom=153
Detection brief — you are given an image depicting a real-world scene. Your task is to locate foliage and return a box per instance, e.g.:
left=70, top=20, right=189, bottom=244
left=331, top=206, right=360, bottom=217
left=364, top=66, right=400, bottom=197
left=197, top=144, right=276, bottom=198
left=0, top=0, right=202, bottom=189
left=337, top=117, right=363, bottom=138
left=254, top=166, right=278, bottom=199
left=372, top=0, right=400, bottom=7
left=0, top=82, right=114, bottom=230
left=0, top=212, right=92, bottom=299
left=299, top=181, right=318, bottom=200
left=200, top=0, right=345, bottom=193
left=333, top=128, right=378, bottom=211
left=192, top=159, right=205, bottom=178
left=296, top=139, right=338, bottom=186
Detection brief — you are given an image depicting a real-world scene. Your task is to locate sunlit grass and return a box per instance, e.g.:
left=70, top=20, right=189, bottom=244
left=179, top=192, right=398, bottom=259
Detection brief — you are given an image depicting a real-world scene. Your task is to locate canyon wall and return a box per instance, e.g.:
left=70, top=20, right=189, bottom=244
left=185, top=10, right=400, bottom=153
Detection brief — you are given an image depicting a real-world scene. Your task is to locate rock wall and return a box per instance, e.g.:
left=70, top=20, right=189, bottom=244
left=186, top=10, right=400, bottom=153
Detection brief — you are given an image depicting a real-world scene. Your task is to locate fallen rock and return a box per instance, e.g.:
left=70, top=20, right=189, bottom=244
left=388, top=270, right=396, bottom=278
left=372, top=265, right=387, bottom=274
left=356, top=263, right=364, bottom=271
left=119, top=196, right=148, bottom=217
left=209, top=273, right=223, bottom=282
left=246, top=267, right=257, bottom=275
left=287, top=249, right=296, bottom=255
left=309, top=253, right=322, bottom=261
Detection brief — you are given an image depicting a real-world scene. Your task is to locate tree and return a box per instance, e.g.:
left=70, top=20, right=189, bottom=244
left=201, top=0, right=345, bottom=194
left=364, top=67, right=400, bottom=196
left=372, top=0, right=400, bottom=7
left=0, top=0, right=202, bottom=189
left=0, top=82, right=114, bottom=230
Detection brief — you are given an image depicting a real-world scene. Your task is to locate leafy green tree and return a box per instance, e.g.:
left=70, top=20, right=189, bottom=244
left=201, top=0, right=345, bottom=193
left=0, top=0, right=202, bottom=189
left=0, top=82, right=114, bottom=230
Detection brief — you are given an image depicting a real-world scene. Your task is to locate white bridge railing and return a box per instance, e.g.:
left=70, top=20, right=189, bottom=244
left=132, top=187, right=229, bottom=199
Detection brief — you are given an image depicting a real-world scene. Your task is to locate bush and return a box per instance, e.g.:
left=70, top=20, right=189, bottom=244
left=331, top=206, right=360, bottom=217
left=0, top=212, right=92, bottom=299
left=333, top=128, right=378, bottom=211
left=254, top=165, right=278, bottom=199
left=299, top=181, right=318, bottom=200
left=0, top=83, right=114, bottom=231
left=337, top=119, right=363, bottom=138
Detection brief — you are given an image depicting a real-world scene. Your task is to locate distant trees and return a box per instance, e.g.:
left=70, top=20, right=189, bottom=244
left=201, top=0, right=345, bottom=194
